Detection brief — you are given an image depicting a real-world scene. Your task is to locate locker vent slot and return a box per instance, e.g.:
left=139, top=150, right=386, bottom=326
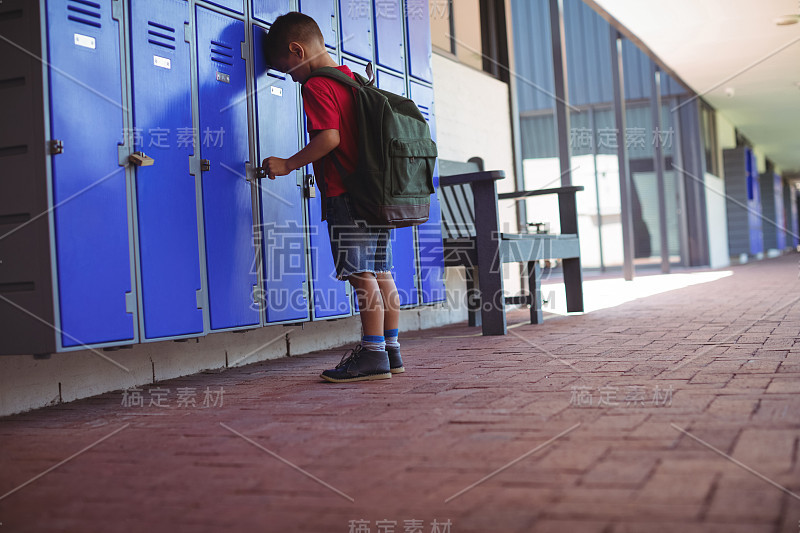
left=210, top=40, right=234, bottom=66
left=0, top=282, right=35, bottom=293
left=267, top=71, right=285, bottom=80
left=0, top=77, right=25, bottom=90
left=148, top=21, right=176, bottom=50
left=0, top=213, right=31, bottom=226
left=0, top=9, right=23, bottom=22
left=67, top=0, right=101, bottom=28
left=0, top=145, right=27, bottom=158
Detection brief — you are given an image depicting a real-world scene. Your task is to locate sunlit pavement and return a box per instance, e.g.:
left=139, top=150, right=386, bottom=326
left=1, top=253, right=798, bottom=532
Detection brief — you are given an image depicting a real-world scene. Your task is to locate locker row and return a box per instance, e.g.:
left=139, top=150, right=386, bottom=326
left=0, top=0, right=444, bottom=354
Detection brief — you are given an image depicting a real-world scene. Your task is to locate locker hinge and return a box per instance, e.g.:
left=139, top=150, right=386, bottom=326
left=48, top=139, right=63, bottom=155
left=252, top=284, right=261, bottom=310
left=195, top=289, right=203, bottom=309
left=184, top=22, right=192, bottom=43
left=111, top=0, right=122, bottom=21
left=125, top=291, right=135, bottom=314
left=241, top=41, right=247, bottom=60
left=189, top=157, right=201, bottom=176
left=118, top=144, right=129, bottom=167
left=301, top=281, right=308, bottom=301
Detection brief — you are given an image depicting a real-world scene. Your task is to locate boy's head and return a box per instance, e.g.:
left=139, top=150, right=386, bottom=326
left=264, top=12, right=326, bottom=83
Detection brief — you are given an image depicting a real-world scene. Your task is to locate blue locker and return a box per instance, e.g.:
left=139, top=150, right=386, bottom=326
left=204, top=0, right=244, bottom=16
left=130, top=0, right=203, bottom=339
left=253, top=0, right=294, bottom=24
left=299, top=0, right=338, bottom=49
left=46, top=0, right=134, bottom=347
left=195, top=7, right=259, bottom=329
left=746, top=148, right=763, bottom=256
left=410, top=81, right=445, bottom=303
left=253, top=26, right=309, bottom=323
left=405, top=0, right=432, bottom=82
left=374, top=0, right=404, bottom=72
left=338, top=0, right=372, bottom=61
left=376, top=69, right=418, bottom=306
left=306, top=165, right=353, bottom=319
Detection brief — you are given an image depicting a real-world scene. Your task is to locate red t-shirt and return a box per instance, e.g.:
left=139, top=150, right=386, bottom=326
left=301, top=65, right=358, bottom=198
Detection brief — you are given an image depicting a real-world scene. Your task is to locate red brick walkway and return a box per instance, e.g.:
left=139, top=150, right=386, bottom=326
left=1, top=254, right=799, bottom=533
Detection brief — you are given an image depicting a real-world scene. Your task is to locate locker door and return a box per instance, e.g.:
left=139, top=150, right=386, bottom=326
left=377, top=70, right=418, bottom=306
left=253, top=26, right=309, bottom=323
left=195, top=7, right=259, bottom=329
left=374, top=0, right=404, bottom=73
left=204, top=0, right=244, bottom=16
left=253, top=0, right=294, bottom=25
left=45, top=0, right=134, bottom=347
left=338, top=0, right=372, bottom=61
left=746, top=148, right=762, bottom=256
left=410, top=81, right=445, bottom=303
left=306, top=170, right=352, bottom=319
left=299, top=0, right=337, bottom=49
left=405, top=0, right=432, bottom=82
left=130, top=0, right=203, bottom=340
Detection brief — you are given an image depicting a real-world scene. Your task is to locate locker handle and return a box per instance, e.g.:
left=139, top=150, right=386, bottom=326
left=200, top=159, right=211, bottom=172
left=129, top=152, right=155, bottom=166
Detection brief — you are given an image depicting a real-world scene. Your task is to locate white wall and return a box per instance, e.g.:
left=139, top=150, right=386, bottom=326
left=431, top=52, right=523, bottom=294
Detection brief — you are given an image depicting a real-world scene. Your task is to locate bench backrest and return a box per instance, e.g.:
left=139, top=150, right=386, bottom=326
left=438, top=159, right=479, bottom=240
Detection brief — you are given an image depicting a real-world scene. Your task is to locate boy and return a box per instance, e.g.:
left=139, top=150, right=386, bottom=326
left=261, top=12, right=404, bottom=383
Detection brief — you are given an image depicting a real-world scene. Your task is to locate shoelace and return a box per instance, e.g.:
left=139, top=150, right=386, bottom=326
left=335, top=344, right=363, bottom=369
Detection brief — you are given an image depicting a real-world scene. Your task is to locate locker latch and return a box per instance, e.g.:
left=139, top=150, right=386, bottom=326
left=129, top=151, right=154, bottom=166
left=304, top=174, right=316, bottom=198
left=200, top=159, right=211, bottom=172
left=49, top=139, right=63, bottom=155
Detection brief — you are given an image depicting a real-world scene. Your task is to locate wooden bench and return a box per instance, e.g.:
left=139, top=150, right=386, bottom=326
left=438, top=158, right=585, bottom=335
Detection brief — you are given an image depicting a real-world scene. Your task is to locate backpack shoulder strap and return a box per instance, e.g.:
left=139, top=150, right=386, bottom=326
left=306, top=64, right=375, bottom=89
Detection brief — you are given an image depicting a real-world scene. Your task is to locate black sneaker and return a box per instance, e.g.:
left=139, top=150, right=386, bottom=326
left=387, top=346, right=405, bottom=374
left=320, top=344, right=391, bottom=383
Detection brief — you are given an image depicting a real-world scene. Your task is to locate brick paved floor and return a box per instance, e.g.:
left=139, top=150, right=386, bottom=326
left=1, top=254, right=799, bottom=533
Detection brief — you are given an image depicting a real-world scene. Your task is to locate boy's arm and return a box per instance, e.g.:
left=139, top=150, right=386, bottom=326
left=261, top=129, right=340, bottom=180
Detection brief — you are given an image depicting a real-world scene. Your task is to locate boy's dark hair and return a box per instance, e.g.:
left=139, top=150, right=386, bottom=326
left=263, top=12, right=324, bottom=67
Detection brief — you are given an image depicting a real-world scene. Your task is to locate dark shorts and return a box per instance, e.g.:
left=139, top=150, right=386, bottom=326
left=325, top=194, right=393, bottom=281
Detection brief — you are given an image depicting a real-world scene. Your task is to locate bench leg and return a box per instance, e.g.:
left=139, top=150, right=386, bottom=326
left=466, top=267, right=482, bottom=328
left=476, top=252, right=506, bottom=336
left=527, top=261, right=543, bottom=324
left=563, top=257, right=584, bottom=313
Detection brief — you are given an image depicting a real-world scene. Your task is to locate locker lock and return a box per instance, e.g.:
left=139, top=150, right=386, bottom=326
left=255, top=167, right=267, bottom=180
left=129, top=151, right=154, bottom=167
left=49, top=139, right=63, bottom=155
left=304, top=174, right=316, bottom=198
left=200, top=159, right=211, bottom=172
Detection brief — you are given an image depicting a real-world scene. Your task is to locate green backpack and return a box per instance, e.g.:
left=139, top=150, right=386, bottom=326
left=307, top=64, right=438, bottom=228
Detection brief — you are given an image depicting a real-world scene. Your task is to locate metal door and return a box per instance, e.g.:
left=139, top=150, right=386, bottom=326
left=252, top=0, right=294, bottom=24
left=298, top=0, right=337, bottom=49
left=46, top=0, right=135, bottom=347
left=253, top=25, right=309, bottom=323
left=130, top=0, right=203, bottom=340
left=204, top=0, right=244, bottom=16
left=374, top=0, right=404, bottom=72
left=195, top=6, right=259, bottom=329
left=338, top=0, right=372, bottom=61
left=405, top=0, right=432, bottom=82
left=410, top=81, right=445, bottom=303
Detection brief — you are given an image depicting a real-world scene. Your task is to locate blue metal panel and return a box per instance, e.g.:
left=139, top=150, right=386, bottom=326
left=195, top=7, right=259, bottom=329
left=46, top=0, right=134, bottom=347
left=375, top=69, right=417, bottom=306
left=305, top=167, right=352, bottom=319
left=510, top=0, right=553, bottom=112
left=299, top=0, right=337, bottom=49
left=341, top=54, right=367, bottom=77
left=405, top=0, right=432, bottom=82
left=774, top=174, right=786, bottom=250
left=253, top=26, right=309, bottom=322
left=745, top=148, right=763, bottom=255
left=410, top=81, right=445, bottom=303
left=130, top=0, right=203, bottom=340
left=204, top=0, right=244, bottom=16
left=252, top=0, right=294, bottom=24
left=374, top=0, right=404, bottom=72
left=338, top=0, right=372, bottom=61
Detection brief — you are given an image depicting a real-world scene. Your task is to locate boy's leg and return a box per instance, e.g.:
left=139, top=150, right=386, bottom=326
left=377, top=272, right=404, bottom=373
left=348, top=272, right=384, bottom=337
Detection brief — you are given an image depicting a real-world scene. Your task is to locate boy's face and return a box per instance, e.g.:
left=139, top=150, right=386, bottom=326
left=271, top=42, right=311, bottom=83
